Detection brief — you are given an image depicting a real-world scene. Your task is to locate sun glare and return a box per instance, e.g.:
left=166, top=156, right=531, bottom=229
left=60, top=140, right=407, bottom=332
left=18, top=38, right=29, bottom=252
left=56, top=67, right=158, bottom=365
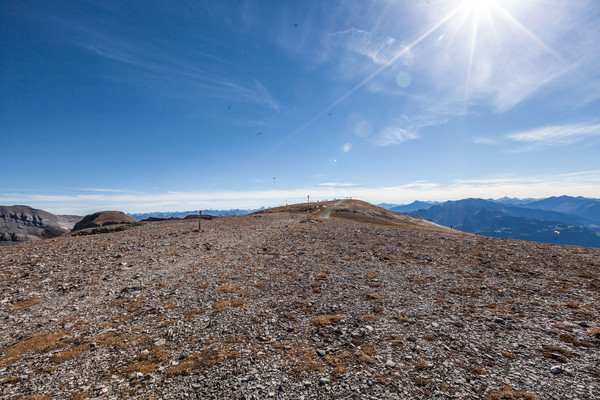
left=462, top=0, right=498, bottom=11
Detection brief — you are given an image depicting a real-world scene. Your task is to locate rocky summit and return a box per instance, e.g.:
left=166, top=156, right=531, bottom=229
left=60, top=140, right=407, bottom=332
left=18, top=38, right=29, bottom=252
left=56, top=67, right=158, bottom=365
left=71, top=211, right=137, bottom=232
left=0, top=206, right=80, bottom=246
left=0, top=200, right=599, bottom=399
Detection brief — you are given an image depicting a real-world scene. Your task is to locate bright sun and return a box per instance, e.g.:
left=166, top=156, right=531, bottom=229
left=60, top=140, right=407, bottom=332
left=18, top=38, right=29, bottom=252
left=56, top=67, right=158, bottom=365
left=461, top=0, right=500, bottom=13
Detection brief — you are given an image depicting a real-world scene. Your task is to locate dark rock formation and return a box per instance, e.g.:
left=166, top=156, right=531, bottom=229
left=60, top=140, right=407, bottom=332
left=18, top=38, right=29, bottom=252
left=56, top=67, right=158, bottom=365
left=0, top=205, right=80, bottom=246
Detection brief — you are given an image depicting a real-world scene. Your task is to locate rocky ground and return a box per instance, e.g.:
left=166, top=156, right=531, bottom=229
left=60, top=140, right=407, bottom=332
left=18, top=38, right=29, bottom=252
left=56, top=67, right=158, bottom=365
left=1, top=200, right=599, bottom=399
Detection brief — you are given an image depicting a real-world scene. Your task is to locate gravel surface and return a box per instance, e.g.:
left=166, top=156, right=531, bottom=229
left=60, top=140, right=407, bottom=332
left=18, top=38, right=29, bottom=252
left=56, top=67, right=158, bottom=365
left=1, top=201, right=599, bottom=399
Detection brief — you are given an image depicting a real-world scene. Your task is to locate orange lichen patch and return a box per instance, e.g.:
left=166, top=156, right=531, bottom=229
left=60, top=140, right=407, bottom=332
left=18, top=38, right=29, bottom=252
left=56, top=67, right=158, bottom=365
left=219, top=283, right=240, bottom=293
left=8, top=297, right=44, bottom=311
left=1, top=329, right=67, bottom=363
left=311, top=314, right=343, bottom=326
left=363, top=314, right=379, bottom=322
left=392, top=315, right=409, bottom=323
left=164, top=349, right=224, bottom=377
left=363, top=292, right=384, bottom=302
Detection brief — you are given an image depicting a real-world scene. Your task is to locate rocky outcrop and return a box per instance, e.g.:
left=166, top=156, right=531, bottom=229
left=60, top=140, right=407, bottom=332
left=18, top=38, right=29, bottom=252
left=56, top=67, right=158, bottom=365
left=71, top=211, right=137, bottom=232
left=0, top=205, right=80, bottom=246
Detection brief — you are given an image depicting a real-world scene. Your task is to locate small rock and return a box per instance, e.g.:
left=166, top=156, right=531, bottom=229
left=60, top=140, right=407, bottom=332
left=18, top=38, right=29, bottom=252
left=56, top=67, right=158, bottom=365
left=550, top=365, right=564, bottom=374
left=319, top=377, right=330, bottom=386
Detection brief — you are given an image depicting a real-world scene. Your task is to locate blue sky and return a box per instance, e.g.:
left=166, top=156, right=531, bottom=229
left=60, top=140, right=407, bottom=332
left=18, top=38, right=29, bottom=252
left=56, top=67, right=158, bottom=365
left=1, top=0, right=599, bottom=214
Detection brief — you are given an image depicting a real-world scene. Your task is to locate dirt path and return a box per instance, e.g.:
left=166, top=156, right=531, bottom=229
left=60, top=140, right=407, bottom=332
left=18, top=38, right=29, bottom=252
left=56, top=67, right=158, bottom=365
left=321, top=199, right=343, bottom=219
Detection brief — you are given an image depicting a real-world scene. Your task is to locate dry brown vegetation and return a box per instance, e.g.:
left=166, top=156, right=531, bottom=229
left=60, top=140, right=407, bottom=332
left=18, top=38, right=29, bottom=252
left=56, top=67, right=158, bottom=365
left=1, top=200, right=599, bottom=399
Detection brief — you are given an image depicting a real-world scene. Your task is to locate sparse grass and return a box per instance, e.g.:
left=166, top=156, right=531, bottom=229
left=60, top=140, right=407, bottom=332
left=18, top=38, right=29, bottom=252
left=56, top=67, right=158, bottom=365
left=363, top=314, right=379, bottom=322
left=392, top=315, right=409, bottom=323
left=470, top=365, right=486, bottom=375
left=588, top=327, right=600, bottom=338
left=366, top=272, right=378, bottom=279
left=501, top=351, right=518, bottom=359
left=183, top=308, right=199, bottom=322
left=551, top=322, right=573, bottom=332
left=219, top=283, right=240, bottom=293
left=315, top=273, right=328, bottom=281
left=1, top=329, right=67, bottom=364
left=8, top=297, right=44, bottom=311
left=283, top=312, right=300, bottom=322
left=559, top=333, right=591, bottom=347
left=485, top=383, right=541, bottom=400
left=363, top=292, right=384, bottom=302
left=539, top=345, right=572, bottom=363
left=358, top=352, right=375, bottom=364
left=164, top=349, right=224, bottom=377
left=311, top=314, right=343, bottom=326
left=50, top=343, right=93, bottom=364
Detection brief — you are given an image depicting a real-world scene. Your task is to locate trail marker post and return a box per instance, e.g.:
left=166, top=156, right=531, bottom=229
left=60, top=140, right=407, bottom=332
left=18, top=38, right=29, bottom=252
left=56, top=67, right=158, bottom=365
left=198, top=210, right=202, bottom=231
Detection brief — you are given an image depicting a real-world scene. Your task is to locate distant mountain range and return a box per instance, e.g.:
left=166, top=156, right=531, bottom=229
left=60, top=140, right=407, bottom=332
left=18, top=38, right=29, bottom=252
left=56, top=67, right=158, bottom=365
left=381, top=196, right=600, bottom=248
left=127, top=208, right=263, bottom=220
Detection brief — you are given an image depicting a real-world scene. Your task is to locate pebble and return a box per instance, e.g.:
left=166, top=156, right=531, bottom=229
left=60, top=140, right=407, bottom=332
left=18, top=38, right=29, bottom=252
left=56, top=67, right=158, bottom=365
left=551, top=365, right=564, bottom=374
